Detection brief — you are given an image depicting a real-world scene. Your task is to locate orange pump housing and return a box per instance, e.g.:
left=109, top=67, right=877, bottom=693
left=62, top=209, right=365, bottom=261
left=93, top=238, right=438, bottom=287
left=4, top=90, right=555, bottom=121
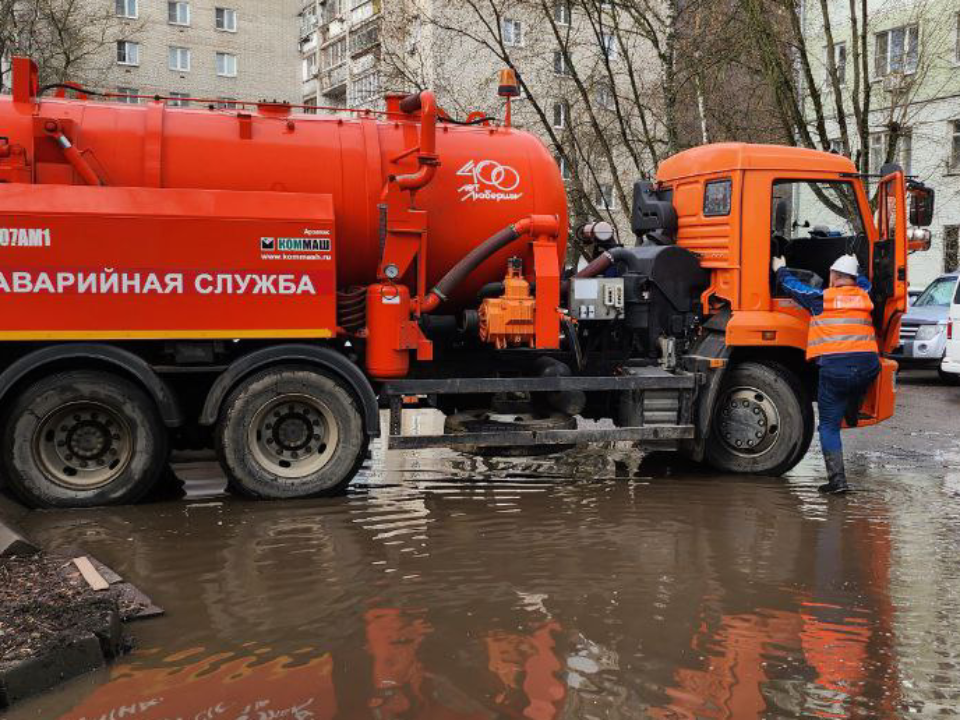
left=478, top=258, right=537, bottom=349
left=0, top=58, right=568, bottom=342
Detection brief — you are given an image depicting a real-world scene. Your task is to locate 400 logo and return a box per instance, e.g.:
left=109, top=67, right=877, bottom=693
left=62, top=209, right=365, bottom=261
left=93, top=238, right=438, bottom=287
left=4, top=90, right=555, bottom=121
left=457, top=160, right=523, bottom=202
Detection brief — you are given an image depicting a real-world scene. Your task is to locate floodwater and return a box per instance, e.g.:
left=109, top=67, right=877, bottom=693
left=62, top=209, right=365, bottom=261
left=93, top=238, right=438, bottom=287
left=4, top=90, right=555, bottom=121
left=7, top=381, right=960, bottom=720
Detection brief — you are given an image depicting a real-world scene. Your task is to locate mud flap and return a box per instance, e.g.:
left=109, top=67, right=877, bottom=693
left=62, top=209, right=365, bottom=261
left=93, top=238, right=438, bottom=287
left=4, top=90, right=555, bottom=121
left=681, top=316, right=732, bottom=462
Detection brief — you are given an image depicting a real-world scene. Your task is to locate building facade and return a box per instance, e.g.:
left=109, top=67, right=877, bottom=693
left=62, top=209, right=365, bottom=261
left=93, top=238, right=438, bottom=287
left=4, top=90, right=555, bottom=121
left=105, top=0, right=301, bottom=105
left=298, top=0, right=667, bottom=247
left=802, top=0, right=960, bottom=287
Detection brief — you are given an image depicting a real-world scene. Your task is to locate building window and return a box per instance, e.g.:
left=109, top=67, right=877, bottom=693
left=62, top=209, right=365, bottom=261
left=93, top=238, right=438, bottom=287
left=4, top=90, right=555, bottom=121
left=350, top=72, right=380, bottom=105
left=555, top=154, right=572, bottom=180
left=875, top=25, right=919, bottom=77
left=168, top=1, right=190, bottom=25
left=596, top=83, right=614, bottom=110
left=870, top=130, right=912, bottom=175
left=168, top=92, right=190, bottom=107
left=215, top=7, right=238, bottom=32
left=951, top=120, right=960, bottom=172
left=596, top=183, right=616, bottom=210
left=302, top=54, right=318, bottom=81
left=552, top=101, right=567, bottom=129
left=554, top=1, right=570, bottom=25
left=115, top=0, right=137, bottom=18
left=168, top=47, right=191, bottom=72
left=116, top=41, right=140, bottom=66
left=601, top=33, right=617, bottom=59
left=956, top=14, right=960, bottom=63
left=116, top=87, right=140, bottom=104
left=304, top=96, right=318, bottom=115
left=322, top=38, right=346, bottom=68
left=945, top=226, right=960, bottom=272
left=826, top=41, right=846, bottom=85
left=216, top=97, right=237, bottom=109
left=553, top=51, right=570, bottom=76
left=502, top=18, right=523, bottom=47
left=216, top=52, right=237, bottom=77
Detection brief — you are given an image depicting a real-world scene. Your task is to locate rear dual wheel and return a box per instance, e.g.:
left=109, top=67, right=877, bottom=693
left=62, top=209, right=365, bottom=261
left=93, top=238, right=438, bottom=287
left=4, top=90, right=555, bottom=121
left=215, top=367, right=367, bottom=499
left=1, top=371, right=168, bottom=508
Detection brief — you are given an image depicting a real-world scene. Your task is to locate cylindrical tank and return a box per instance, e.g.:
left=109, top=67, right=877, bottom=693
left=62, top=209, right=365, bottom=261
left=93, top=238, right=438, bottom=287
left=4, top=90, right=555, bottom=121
left=366, top=282, right=411, bottom=378
left=0, top=92, right=568, bottom=308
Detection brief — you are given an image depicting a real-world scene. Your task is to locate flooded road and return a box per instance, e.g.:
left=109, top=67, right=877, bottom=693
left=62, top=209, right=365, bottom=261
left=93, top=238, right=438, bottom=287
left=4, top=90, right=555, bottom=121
left=6, top=371, right=960, bottom=719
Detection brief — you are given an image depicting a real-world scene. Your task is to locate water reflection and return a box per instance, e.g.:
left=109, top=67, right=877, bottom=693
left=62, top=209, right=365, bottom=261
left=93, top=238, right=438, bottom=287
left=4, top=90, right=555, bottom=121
left=9, top=441, right=960, bottom=719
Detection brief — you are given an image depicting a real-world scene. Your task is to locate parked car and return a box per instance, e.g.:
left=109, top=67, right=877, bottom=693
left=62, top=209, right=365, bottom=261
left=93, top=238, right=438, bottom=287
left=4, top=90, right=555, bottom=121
left=941, top=280, right=960, bottom=383
left=890, top=272, right=960, bottom=383
left=908, top=288, right=924, bottom=305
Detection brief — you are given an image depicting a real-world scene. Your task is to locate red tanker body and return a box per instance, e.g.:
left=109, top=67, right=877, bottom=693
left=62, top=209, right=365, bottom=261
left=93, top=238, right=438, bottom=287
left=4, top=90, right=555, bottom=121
left=0, top=64, right=568, bottom=307
left=0, top=58, right=932, bottom=510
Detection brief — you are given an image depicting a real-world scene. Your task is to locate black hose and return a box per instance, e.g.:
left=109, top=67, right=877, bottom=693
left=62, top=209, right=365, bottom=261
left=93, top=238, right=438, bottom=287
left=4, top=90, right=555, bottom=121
left=430, top=225, right=520, bottom=304
left=439, top=115, right=496, bottom=126
left=38, top=83, right=108, bottom=97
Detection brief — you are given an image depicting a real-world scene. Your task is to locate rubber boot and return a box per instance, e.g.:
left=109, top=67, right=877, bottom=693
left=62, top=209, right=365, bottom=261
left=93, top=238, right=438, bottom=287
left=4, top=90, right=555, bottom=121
left=818, top=450, right=849, bottom=494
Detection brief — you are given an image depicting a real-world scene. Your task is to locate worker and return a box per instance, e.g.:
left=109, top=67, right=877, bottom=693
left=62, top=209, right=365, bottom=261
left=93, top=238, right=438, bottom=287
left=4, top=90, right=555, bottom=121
left=771, top=254, right=880, bottom=494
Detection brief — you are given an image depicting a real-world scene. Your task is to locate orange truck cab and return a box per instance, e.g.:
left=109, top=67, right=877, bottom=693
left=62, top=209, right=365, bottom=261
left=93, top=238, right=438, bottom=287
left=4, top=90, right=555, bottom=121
left=652, top=144, right=932, bottom=463
left=0, top=58, right=934, bottom=508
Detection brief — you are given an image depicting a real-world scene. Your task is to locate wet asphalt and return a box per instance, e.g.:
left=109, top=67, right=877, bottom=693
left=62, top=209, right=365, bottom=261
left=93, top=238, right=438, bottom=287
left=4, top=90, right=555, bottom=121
left=5, top=369, right=960, bottom=719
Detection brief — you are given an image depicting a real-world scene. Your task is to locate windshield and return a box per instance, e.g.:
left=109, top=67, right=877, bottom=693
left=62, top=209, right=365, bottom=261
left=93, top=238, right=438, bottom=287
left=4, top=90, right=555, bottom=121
left=914, top=277, right=958, bottom=307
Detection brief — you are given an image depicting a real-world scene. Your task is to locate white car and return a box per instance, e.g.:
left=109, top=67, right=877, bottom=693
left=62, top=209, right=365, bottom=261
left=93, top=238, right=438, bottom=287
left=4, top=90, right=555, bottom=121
left=942, top=282, right=960, bottom=383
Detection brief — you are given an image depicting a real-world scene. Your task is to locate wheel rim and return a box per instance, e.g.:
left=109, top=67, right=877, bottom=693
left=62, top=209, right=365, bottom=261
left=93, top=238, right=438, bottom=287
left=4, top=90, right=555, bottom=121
left=715, top=385, right=781, bottom=458
left=33, top=401, right=133, bottom=490
left=248, top=393, right=339, bottom=479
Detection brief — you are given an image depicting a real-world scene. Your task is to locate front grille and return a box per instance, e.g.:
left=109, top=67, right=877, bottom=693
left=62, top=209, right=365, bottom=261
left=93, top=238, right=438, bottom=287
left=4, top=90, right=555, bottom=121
left=899, top=324, right=919, bottom=343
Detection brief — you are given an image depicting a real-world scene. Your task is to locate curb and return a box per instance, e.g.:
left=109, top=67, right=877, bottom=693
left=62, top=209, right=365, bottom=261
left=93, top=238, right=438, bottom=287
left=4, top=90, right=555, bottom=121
left=0, top=603, right=124, bottom=708
left=0, top=493, right=37, bottom=558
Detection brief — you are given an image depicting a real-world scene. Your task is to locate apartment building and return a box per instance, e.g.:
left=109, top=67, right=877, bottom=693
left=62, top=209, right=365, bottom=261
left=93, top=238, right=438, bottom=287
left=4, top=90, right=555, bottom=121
left=107, top=0, right=301, bottom=105
left=803, top=0, right=960, bottom=286
left=299, top=0, right=384, bottom=110
left=298, top=0, right=663, bottom=243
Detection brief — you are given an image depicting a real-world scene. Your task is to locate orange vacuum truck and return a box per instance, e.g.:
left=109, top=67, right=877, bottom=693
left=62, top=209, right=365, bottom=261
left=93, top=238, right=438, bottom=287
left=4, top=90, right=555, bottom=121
left=0, top=58, right=935, bottom=508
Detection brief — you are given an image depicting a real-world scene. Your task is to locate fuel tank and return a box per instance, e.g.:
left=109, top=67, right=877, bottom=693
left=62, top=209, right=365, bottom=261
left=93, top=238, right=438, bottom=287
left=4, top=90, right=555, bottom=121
left=0, top=88, right=568, bottom=308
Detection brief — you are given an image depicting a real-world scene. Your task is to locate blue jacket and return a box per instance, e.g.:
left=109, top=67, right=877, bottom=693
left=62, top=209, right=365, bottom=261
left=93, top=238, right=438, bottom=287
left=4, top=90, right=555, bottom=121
left=775, top=267, right=871, bottom=316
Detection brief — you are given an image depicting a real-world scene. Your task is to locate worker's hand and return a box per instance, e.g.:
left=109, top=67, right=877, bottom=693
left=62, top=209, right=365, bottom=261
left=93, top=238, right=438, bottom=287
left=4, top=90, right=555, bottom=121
left=771, top=255, right=786, bottom=272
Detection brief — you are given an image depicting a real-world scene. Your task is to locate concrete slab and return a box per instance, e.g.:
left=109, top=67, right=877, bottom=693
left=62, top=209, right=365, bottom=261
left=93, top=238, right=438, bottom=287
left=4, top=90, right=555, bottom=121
left=0, top=517, right=38, bottom=558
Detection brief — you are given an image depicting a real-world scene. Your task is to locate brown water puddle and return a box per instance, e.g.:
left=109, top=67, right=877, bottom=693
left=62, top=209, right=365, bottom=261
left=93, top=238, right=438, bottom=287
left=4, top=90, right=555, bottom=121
left=7, top=441, right=960, bottom=719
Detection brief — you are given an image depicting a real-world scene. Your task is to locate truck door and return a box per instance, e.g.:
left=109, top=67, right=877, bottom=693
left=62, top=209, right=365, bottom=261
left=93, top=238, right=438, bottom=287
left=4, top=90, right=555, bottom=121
left=873, top=171, right=907, bottom=355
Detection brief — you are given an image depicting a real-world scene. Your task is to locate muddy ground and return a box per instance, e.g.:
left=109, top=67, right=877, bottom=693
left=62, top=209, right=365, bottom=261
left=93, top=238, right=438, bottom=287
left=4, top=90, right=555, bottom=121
left=2, top=368, right=959, bottom=719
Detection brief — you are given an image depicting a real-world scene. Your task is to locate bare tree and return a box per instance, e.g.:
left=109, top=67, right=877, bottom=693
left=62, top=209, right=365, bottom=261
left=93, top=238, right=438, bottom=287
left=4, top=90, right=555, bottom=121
left=741, top=0, right=951, bottom=179
left=1, top=0, right=139, bottom=93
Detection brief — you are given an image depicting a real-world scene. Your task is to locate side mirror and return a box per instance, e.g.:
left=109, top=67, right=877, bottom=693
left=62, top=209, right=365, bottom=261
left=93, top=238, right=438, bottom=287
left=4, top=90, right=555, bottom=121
left=909, top=185, right=935, bottom=227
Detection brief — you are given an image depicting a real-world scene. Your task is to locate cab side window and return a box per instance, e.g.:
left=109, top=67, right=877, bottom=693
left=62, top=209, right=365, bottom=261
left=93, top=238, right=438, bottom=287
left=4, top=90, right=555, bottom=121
left=771, top=180, right=867, bottom=291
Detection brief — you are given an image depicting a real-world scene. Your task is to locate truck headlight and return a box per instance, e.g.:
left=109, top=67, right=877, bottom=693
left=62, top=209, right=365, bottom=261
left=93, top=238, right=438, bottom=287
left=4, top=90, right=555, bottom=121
left=915, top=324, right=944, bottom=342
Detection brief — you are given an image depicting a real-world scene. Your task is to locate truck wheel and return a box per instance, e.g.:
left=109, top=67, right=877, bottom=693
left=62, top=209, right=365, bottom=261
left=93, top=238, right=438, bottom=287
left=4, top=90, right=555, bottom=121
left=760, top=361, right=815, bottom=466
left=1, top=371, right=167, bottom=508
left=216, top=367, right=366, bottom=499
left=704, top=362, right=809, bottom=476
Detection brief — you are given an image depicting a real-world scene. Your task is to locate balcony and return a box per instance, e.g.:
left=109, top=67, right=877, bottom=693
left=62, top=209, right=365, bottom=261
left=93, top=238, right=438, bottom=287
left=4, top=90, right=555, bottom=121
left=350, top=0, right=381, bottom=24
left=349, top=17, right=380, bottom=57
left=320, top=63, right=347, bottom=93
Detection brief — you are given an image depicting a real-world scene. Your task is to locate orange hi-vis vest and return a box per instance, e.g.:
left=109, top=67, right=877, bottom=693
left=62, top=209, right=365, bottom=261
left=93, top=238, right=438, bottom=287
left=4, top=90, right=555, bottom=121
left=807, top=286, right=879, bottom=360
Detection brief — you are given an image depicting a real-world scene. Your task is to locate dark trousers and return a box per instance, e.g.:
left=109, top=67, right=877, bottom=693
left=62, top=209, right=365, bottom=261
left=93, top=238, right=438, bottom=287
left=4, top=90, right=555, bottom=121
left=817, top=352, right=881, bottom=454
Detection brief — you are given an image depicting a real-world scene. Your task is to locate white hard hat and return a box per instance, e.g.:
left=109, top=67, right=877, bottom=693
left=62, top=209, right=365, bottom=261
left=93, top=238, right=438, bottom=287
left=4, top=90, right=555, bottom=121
left=830, top=254, right=859, bottom=277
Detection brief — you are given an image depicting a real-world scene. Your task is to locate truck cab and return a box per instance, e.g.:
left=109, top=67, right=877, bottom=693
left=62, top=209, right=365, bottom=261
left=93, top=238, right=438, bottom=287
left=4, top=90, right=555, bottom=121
left=652, top=143, right=931, bottom=470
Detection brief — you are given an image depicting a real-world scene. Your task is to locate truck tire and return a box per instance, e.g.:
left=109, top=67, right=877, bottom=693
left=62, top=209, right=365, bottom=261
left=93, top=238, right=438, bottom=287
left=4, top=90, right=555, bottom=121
left=1, top=371, right=168, bottom=508
left=704, top=362, right=809, bottom=476
left=216, top=367, right=366, bottom=499
left=760, top=360, right=815, bottom=467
